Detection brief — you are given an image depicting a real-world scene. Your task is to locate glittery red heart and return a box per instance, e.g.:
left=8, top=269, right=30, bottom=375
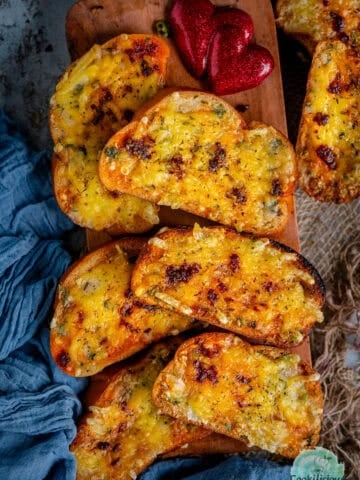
left=169, top=0, right=216, bottom=78
left=208, top=26, right=274, bottom=95
left=169, top=0, right=254, bottom=78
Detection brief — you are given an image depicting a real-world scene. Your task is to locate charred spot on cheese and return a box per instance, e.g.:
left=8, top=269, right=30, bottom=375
left=316, top=145, right=337, bottom=170
left=262, top=281, right=279, bottom=293
left=228, top=253, right=240, bottom=273
left=165, top=262, right=201, bottom=287
left=330, top=11, right=345, bottom=33
left=313, top=113, right=329, bottom=126
left=125, top=38, right=160, bottom=62
left=235, top=374, right=251, bottom=384
left=197, top=342, right=219, bottom=358
left=141, top=59, right=159, bottom=77
left=125, top=136, right=154, bottom=160
left=169, top=155, right=185, bottom=179
left=207, top=289, right=218, bottom=305
left=57, top=351, right=70, bottom=368
left=227, top=186, right=247, bottom=204
left=97, top=441, right=110, bottom=450
left=271, top=179, right=282, bottom=196
left=77, top=310, right=85, bottom=324
left=208, top=143, right=226, bottom=173
left=50, top=34, right=168, bottom=233
left=193, top=360, right=218, bottom=384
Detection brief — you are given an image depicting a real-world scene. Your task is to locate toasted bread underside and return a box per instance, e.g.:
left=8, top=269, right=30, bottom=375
left=153, top=333, right=323, bottom=458
left=296, top=41, right=360, bottom=203
left=71, top=338, right=209, bottom=480
left=99, top=90, right=296, bottom=236
left=50, top=34, right=169, bottom=233
left=50, top=238, right=195, bottom=377
left=276, top=0, right=360, bottom=54
left=132, top=225, right=325, bottom=347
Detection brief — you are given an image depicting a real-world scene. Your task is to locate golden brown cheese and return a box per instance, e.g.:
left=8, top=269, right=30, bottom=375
left=50, top=238, right=195, bottom=377
left=276, top=0, right=360, bottom=54
left=99, top=90, right=296, bottom=236
left=50, top=34, right=169, bottom=233
left=297, top=40, right=360, bottom=203
left=153, top=333, right=323, bottom=458
left=132, top=225, right=325, bottom=347
left=71, top=338, right=209, bottom=480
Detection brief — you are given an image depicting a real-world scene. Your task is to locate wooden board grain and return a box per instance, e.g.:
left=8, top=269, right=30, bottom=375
left=66, top=0, right=312, bottom=457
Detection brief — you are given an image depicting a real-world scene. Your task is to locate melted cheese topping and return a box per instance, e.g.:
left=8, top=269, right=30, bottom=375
left=50, top=34, right=169, bottom=232
left=277, top=0, right=360, bottom=52
left=154, top=333, right=323, bottom=458
left=297, top=41, right=360, bottom=202
left=50, top=242, right=193, bottom=376
left=100, top=91, right=296, bottom=235
left=71, top=340, right=207, bottom=480
left=132, top=225, right=324, bottom=346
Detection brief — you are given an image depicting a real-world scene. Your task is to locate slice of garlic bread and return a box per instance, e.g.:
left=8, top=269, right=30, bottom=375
left=99, top=90, right=296, bottom=236
left=276, top=0, right=360, bottom=54
left=50, top=34, right=169, bottom=233
left=71, top=338, right=209, bottom=480
left=153, top=332, right=323, bottom=458
left=296, top=40, right=360, bottom=203
left=132, top=225, right=325, bottom=347
left=50, top=238, right=195, bottom=377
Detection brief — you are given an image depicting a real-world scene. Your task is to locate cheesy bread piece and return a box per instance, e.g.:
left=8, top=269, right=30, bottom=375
left=99, top=90, right=296, bottom=236
left=297, top=40, right=360, bottom=203
left=50, top=34, right=169, bottom=233
left=276, top=0, right=360, bottom=54
left=153, top=333, right=323, bottom=458
left=71, top=338, right=209, bottom=480
left=50, top=238, right=195, bottom=377
left=132, top=225, right=325, bottom=347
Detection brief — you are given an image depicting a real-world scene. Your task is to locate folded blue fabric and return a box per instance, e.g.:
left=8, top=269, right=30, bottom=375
left=0, top=110, right=87, bottom=479
left=0, top=109, right=291, bottom=479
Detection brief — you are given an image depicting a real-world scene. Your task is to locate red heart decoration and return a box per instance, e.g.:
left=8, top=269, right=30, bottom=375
left=208, top=27, right=274, bottom=95
left=169, top=0, right=254, bottom=78
left=214, top=7, right=254, bottom=45
left=169, top=0, right=216, bottom=78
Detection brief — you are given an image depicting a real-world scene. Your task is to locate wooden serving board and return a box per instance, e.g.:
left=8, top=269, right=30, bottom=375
left=66, top=0, right=311, bottom=457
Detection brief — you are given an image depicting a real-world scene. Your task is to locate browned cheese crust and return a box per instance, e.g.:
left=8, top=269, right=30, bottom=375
left=296, top=40, right=360, bottom=203
left=50, top=238, right=195, bottom=377
left=132, top=225, right=325, bottom=347
left=99, top=90, right=297, bottom=236
left=50, top=34, right=170, bottom=233
left=71, top=337, right=209, bottom=480
left=276, top=0, right=360, bottom=54
left=153, top=332, right=323, bottom=459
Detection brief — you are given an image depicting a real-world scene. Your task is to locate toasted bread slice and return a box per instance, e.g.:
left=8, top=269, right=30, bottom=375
left=50, top=34, right=169, bottom=233
left=276, top=0, right=360, bottom=54
left=296, top=41, right=360, bottom=203
left=50, top=238, right=195, bottom=377
left=99, top=90, right=296, bottom=236
left=153, top=332, right=323, bottom=458
left=132, top=225, right=325, bottom=347
left=71, top=338, right=209, bottom=480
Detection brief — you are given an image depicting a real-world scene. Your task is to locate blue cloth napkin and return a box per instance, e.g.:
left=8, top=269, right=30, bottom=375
left=0, top=110, right=291, bottom=479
